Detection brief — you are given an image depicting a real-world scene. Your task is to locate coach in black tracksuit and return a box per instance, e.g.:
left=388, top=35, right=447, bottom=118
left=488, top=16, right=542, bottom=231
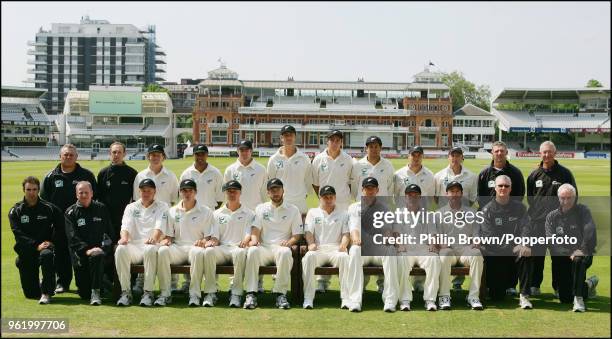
left=40, top=145, right=97, bottom=292
left=527, top=145, right=577, bottom=294
left=65, top=182, right=115, bottom=301
left=9, top=177, right=64, bottom=300
left=545, top=191, right=596, bottom=304
left=477, top=176, right=534, bottom=301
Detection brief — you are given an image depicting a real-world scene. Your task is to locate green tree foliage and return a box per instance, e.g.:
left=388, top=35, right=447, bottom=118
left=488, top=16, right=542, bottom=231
left=441, top=71, right=491, bottom=112
left=586, top=79, right=603, bottom=88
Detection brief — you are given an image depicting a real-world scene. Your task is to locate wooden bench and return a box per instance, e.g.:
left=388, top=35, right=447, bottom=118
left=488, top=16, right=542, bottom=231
left=297, top=246, right=487, bottom=301
left=112, top=245, right=302, bottom=304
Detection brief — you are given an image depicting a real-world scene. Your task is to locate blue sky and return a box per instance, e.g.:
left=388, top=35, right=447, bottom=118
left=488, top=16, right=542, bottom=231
left=2, top=1, right=610, bottom=96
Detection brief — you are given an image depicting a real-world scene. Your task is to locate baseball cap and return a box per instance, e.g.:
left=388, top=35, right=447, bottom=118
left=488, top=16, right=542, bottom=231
left=327, top=129, right=344, bottom=139
left=280, top=125, right=296, bottom=135
left=361, top=177, right=379, bottom=188
left=193, top=144, right=209, bottom=154
left=319, top=185, right=336, bottom=196
left=223, top=180, right=242, bottom=191
left=147, top=144, right=166, bottom=156
left=449, top=146, right=463, bottom=155
left=446, top=180, right=463, bottom=191
left=410, top=146, right=424, bottom=154
left=365, top=135, right=382, bottom=146
left=179, top=178, right=197, bottom=190
left=405, top=184, right=422, bottom=194
left=266, top=178, right=284, bottom=190
left=138, top=178, right=156, bottom=189
left=238, top=140, right=253, bottom=150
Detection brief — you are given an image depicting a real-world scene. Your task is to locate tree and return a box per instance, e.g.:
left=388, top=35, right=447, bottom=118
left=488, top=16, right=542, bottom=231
left=586, top=79, right=603, bottom=88
left=441, top=71, right=492, bottom=112
left=142, top=83, right=170, bottom=94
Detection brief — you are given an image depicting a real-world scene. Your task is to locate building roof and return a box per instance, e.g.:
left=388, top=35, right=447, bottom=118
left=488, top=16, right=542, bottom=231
left=199, top=79, right=449, bottom=91
left=453, top=103, right=494, bottom=117
left=1, top=86, right=46, bottom=98
left=493, top=109, right=610, bottom=131
left=493, top=87, right=610, bottom=102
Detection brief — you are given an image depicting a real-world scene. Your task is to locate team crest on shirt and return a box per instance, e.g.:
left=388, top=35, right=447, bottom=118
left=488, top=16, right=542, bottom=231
left=21, top=215, right=29, bottom=223
left=175, top=214, right=182, bottom=223
left=361, top=168, right=368, bottom=176
left=54, top=180, right=63, bottom=188
left=77, top=218, right=86, bottom=227
left=133, top=210, right=141, bottom=218
left=282, top=215, right=287, bottom=220
left=535, top=180, right=543, bottom=188
left=219, top=216, right=228, bottom=224
left=294, top=160, right=300, bottom=165
left=207, top=179, right=213, bottom=184
left=556, top=226, right=564, bottom=235
left=275, top=160, right=284, bottom=169
left=314, top=217, right=322, bottom=225
left=403, top=178, right=412, bottom=185
left=263, top=212, right=271, bottom=221
left=320, top=163, right=328, bottom=172
left=495, top=218, right=502, bottom=226
left=232, top=173, right=240, bottom=181
left=488, top=180, right=495, bottom=188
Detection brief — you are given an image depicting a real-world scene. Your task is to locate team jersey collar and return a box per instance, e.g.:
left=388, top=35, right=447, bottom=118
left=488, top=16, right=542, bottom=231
left=539, top=160, right=559, bottom=172
left=445, top=164, right=466, bottom=177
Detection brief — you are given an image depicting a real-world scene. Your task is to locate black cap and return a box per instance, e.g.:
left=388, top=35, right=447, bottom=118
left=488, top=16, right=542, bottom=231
left=266, top=178, right=284, bottom=190
left=138, top=178, right=156, bottom=189
left=319, top=185, right=336, bottom=196
left=410, top=146, right=424, bottom=154
left=365, top=135, right=382, bottom=146
left=147, top=144, right=166, bottom=156
left=361, top=177, right=379, bottom=188
left=223, top=180, right=242, bottom=191
left=193, top=144, right=209, bottom=154
left=405, top=184, right=422, bottom=194
left=238, top=140, right=253, bottom=150
left=179, top=178, right=197, bottom=190
left=280, top=125, right=296, bottom=135
left=449, top=146, right=463, bottom=155
left=327, top=129, right=343, bottom=139
left=446, top=180, right=463, bottom=191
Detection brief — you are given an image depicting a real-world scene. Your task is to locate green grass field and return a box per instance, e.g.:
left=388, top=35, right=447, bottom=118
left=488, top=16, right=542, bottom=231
left=1, top=157, right=610, bottom=337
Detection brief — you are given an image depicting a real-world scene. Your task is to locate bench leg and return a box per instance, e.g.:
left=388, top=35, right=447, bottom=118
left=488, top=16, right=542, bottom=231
left=112, top=267, right=121, bottom=301
left=291, top=251, right=302, bottom=305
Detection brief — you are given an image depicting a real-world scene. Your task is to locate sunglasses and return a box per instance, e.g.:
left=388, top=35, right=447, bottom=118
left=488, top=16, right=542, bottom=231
left=497, top=184, right=510, bottom=188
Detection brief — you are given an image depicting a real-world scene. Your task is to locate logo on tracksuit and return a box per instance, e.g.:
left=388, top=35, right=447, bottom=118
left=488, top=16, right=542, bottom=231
left=77, top=218, right=86, bottom=227
left=21, top=215, right=29, bottom=223
left=55, top=180, right=64, bottom=188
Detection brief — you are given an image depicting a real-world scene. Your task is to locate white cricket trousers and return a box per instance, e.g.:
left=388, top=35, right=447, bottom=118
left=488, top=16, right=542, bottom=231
left=115, top=243, right=158, bottom=293
left=347, top=245, right=399, bottom=307
left=397, top=250, right=441, bottom=302
left=157, top=244, right=206, bottom=297
left=302, top=245, right=349, bottom=301
left=245, top=244, right=293, bottom=295
left=438, top=246, right=483, bottom=299
left=203, top=245, right=247, bottom=295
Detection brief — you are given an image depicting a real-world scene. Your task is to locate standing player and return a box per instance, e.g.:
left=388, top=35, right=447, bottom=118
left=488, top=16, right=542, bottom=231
left=267, top=125, right=313, bottom=217
left=527, top=141, right=577, bottom=297
left=64, top=181, right=114, bottom=305
left=224, top=140, right=267, bottom=211
left=115, top=179, right=169, bottom=306
left=434, top=147, right=478, bottom=207
left=180, top=144, right=224, bottom=210
left=9, top=176, right=63, bottom=304
left=394, top=146, right=435, bottom=203
left=302, top=185, right=350, bottom=309
left=243, top=178, right=303, bottom=310
left=155, top=179, right=216, bottom=307
left=203, top=180, right=254, bottom=308
left=41, top=143, right=97, bottom=294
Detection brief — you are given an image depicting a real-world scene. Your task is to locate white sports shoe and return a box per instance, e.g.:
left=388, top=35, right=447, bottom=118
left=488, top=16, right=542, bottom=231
left=399, top=300, right=411, bottom=311
left=519, top=294, right=533, bottom=309
left=438, top=295, right=451, bottom=310
left=341, top=299, right=349, bottom=309
left=303, top=298, right=314, bottom=309
left=229, top=294, right=241, bottom=308
left=573, top=296, right=586, bottom=312
left=188, top=295, right=200, bottom=307
left=243, top=293, right=257, bottom=309
left=153, top=295, right=172, bottom=306
left=425, top=300, right=437, bottom=311
left=139, top=291, right=154, bottom=307
left=202, top=293, right=218, bottom=307
left=383, top=302, right=396, bottom=312
left=38, top=294, right=51, bottom=305
left=90, top=289, right=102, bottom=306
left=467, top=297, right=483, bottom=310
left=349, top=303, right=361, bottom=312
left=116, top=291, right=132, bottom=306
left=276, top=294, right=290, bottom=309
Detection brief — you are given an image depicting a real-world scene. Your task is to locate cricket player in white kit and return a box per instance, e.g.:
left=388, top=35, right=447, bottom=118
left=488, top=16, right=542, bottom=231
left=393, top=146, right=435, bottom=200
left=180, top=144, right=224, bottom=210
left=115, top=178, right=169, bottom=306
left=154, top=178, right=217, bottom=307
left=436, top=180, right=484, bottom=310
left=267, top=125, right=313, bottom=216
left=203, top=180, right=254, bottom=308
left=302, top=185, right=350, bottom=309
left=395, top=184, right=441, bottom=312
left=433, top=147, right=478, bottom=207
left=346, top=177, right=400, bottom=312
left=243, top=178, right=303, bottom=310
left=351, top=136, right=395, bottom=202
left=223, top=140, right=267, bottom=211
